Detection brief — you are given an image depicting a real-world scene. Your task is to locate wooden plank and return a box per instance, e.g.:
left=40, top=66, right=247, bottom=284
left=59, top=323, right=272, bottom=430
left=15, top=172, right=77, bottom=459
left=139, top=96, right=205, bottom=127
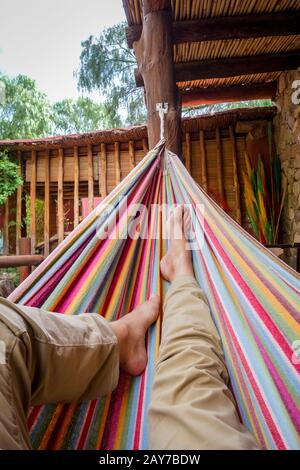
left=30, top=150, right=37, bottom=254
left=44, top=149, right=50, bottom=256
left=199, top=130, right=207, bottom=192
left=19, top=237, right=31, bottom=282
left=129, top=140, right=135, bottom=170
left=135, top=51, right=300, bottom=86
left=142, top=138, right=149, bottom=153
left=215, top=128, right=224, bottom=200
left=126, top=11, right=300, bottom=48
left=115, top=142, right=121, bottom=185
left=57, top=147, right=64, bottom=243
left=229, top=126, right=242, bottom=225
left=74, top=146, right=79, bottom=227
left=100, top=143, right=107, bottom=198
left=3, top=198, right=9, bottom=255
left=182, top=82, right=277, bottom=107
left=87, top=144, right=94, bottom=214
left=185, top=133, right=191, bottom=173
left=16, top=151, right=23, bottom=255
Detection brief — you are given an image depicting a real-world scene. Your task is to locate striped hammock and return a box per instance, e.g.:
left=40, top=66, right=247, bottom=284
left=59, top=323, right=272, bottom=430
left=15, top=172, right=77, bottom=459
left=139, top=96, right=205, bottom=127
left=9, top=142, right=300, bottom=450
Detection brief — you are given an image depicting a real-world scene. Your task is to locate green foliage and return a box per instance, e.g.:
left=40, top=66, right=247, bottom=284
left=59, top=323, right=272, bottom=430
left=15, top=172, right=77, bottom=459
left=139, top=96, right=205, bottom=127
left=52, top=97, right=113, bottom=134
left=0, top=150, right=23, bottom=205
left=0, top=74, right=53, bottom=139
left=25, top=196, right=45, bottom=245
left=77, top=22, right=146, bottom=126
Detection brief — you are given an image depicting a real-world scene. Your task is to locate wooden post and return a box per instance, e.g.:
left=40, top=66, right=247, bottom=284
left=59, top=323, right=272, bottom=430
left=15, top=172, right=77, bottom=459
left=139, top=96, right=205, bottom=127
left=115, top=142, right=121, bottom=185
left=30, top=150, right=37, bottom=254
left=142, top=138, right=149, bottom=154
left=57, top=147, right=64, bottom=243
left=87, top=144, right=94, bottom=214
left=44, top=149, right=50, bottom=256
left=16, top=151, right=23, bottom=255
left=229, top=126, right=242, bottom=224
left=185, top=133, right=191, bottom=173
left=100, top=143, right=107, bottom=198
left=129, top=140, right=135, bottom=170
left=215, top=128, right=224, bottom=200
left=19, top=237, right=31, bottom=282
left=133, top=0, right=181, bottom=155
left=3, top=198, right=9, bottom=255
left=74, top=147, right=79, bottom=228
left=199, top=130, right=207, bottom=192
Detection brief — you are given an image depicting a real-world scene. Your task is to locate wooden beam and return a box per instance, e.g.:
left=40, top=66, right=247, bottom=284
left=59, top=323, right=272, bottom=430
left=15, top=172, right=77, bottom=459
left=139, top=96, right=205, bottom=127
left=216, top=128, right=224, bottom=200
left=134, top=0, right=181, bottom=154
left=30, top=150, right=37, bottom=254
left=126, top=11, right=300, bottom=48
left=129, top=140, right=135, bottom=170
left=3, top=198, right=9, bottom=255
left=87, top=144, right=94, bottom=214
left=115, top=142, right=121, bottom=185
left=44, top=149, right=50, bottom=256
left=100, top=143, right=107, bottom=198
left=135, top=51, right=300, bottom=87
left=19, top=237, right=31, bottom=282
left=229, top=126, right=242, bottom=225
left=57, top=147, right=64, bottom=244
left=74, top=147, right=79, bottom=227
left=0, top=255, right=44, bottom=268
left=199, top=130, right=207, bottom=192
left=182, top=82, right=277, bottom=107
left=142, top=138, right=148, bottom=153
left=16, top=151, right=23, bottom=255
left=185, top=133, right=191, bottom=173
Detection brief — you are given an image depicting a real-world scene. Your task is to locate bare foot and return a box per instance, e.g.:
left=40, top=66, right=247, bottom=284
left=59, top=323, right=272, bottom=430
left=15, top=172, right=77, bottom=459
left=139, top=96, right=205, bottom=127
left=160, top=205, right=194, bottom=283
left=110, top=295, right=160, bottom=376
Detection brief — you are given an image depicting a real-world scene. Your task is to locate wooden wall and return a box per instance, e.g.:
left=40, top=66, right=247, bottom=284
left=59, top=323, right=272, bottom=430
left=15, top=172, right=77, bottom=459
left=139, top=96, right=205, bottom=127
left=1, top=111, right=275, bottom=256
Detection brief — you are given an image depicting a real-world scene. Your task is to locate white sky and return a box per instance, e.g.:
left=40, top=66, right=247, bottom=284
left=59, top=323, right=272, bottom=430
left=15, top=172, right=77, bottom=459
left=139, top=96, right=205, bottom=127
left=0, top=0, right=126, bottom=102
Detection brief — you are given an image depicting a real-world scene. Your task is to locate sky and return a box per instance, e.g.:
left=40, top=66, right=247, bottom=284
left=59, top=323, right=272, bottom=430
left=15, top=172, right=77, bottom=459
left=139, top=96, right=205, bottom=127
left=0, top=0, right=126, bottom=102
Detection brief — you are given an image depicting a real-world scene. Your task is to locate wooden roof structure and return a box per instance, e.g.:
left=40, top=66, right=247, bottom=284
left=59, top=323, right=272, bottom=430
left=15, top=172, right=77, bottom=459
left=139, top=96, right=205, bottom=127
left=122, top=0, right=300, bottom=152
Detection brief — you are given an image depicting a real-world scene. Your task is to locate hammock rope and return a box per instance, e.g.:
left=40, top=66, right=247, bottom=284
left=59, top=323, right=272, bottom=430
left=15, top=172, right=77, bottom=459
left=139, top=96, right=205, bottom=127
left=9, top=142, right=300, bottom=450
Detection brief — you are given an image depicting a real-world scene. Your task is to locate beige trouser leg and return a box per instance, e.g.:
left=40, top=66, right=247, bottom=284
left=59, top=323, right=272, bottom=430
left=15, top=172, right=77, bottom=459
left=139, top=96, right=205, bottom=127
left=148, top=275, right=259, bottom=450
left=0, top=297, right=119, bottom=450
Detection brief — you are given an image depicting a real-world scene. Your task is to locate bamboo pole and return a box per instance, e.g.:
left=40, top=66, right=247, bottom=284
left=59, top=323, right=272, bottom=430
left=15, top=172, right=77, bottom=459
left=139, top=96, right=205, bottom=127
left=44, top=149, right=50, bottom=256
left=115, top=142, right=121, bottom=185
left=199, top=130, right=207, bottom=192
left=100, top=143, right=107, bottom=198
left=87, top=144, right=94, bottom=214
left=129, top=140, right=135, bottom=170
left=229, top=125, right=242, bottom=224
left=185, top=132, right=191, bottom=173
left=57, top=147, right=64, bottom=243
left=74, top=146, right=79, bottom=228
left=30, top=150, right=37, bottom=254
left=16, top=150, right=23, bottom=255
left=216, top=128, right=224, bottom=199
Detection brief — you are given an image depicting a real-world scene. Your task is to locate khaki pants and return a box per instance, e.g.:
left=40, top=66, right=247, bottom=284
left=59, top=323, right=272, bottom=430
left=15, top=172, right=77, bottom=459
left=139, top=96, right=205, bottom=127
left=0, top=276, right=258, bottom=450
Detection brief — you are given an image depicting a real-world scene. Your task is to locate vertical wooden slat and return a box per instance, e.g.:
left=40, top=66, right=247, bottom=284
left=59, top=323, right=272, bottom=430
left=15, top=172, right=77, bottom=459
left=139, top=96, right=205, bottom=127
left=216, top=127, right=224, bottom=199
left=74, top=146, right=79, bottom=228
left=44, top=149, right=50, bottom=256
left=30, top=150, right=37, bottom=254
left=3, top=198, right=9, bottom=255
left=115, top=142, right=121, bottom=185
left=87, top=144, right=94, bottom=213
left=16, top=151, right=23, bottom=255
left=57, top=147, right=64, bottom=243
left=100, top=143, right=107, bottom=198
left=142, top=138, right=148, bottom=154
left=129, top=140, right=135, bottom=170
left=185, top=132, right=191, bottom=173
left=229, top=125, right=242, bottom=224
left=199, top=130, right=207, bottom=192
left=19, top=238, right=31, bottom=282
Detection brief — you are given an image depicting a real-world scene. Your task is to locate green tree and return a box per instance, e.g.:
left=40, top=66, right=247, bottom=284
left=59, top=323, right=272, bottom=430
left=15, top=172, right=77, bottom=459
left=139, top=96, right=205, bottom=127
left=0, top=74, right=53, bottom=139
left=77, top=22, right=145, bottom=126
left=0, top=150, right=22, bottom=205
left=52, top=97, right=113, bottom=134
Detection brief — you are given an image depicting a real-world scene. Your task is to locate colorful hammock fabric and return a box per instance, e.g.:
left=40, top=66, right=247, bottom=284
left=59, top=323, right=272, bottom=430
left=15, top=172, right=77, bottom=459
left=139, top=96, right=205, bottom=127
left=9, top=141, right=300, bottom=450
